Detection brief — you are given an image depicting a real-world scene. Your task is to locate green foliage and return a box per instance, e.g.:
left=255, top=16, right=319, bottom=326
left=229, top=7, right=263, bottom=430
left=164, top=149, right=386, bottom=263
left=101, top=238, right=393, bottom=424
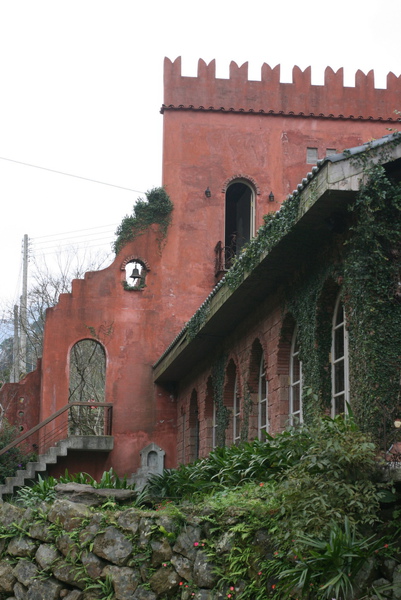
left=0, top=420, right=36, bottom=484
left=146, top=428, right=308, bottom=501
left=15, top=468, right=140, bottom=508
left=59, top=467, right=136, bottom=489
left=272, top=416, right=382, bottom=548
left=342, top=164, right=401, bottom=444
left=267, top=518, right=384, bottom=599
left=146, top=415, right=380, bottom=516
left=113, top=187, right=173, bottom=254
left=146, top=416, right=389, bottom=598
left=186, top=303, right=211, bottom=340
left=16, top=474, right=57, bottom=505
left=85, top=574, right=115, bottom=599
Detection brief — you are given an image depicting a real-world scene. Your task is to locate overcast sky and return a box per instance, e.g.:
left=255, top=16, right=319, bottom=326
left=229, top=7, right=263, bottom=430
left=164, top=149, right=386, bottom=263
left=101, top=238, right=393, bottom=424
left=0, top=0, right=400, bottom=308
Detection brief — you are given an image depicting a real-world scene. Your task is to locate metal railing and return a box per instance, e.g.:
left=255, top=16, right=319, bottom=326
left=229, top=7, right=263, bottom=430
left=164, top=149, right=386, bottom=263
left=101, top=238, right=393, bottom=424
left=0, top=402, right=113, bottom=459
left=214, top=240, right=236, bottom=276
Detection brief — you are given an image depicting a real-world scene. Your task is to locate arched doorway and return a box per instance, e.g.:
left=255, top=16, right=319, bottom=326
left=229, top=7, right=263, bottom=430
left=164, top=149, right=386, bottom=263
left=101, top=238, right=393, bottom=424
left=68, top=339, right=106, bottom=435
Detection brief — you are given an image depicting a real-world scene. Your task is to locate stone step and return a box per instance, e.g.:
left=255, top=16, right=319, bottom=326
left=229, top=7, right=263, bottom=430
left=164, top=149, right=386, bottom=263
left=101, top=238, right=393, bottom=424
left=0, top=435, right=114, bottom=499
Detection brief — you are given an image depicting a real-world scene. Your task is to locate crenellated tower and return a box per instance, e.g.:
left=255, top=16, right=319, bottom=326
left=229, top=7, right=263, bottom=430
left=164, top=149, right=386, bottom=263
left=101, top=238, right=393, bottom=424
left=162, top=57, right=401, bottom=285
left=163, top=57, right=401, bottom=120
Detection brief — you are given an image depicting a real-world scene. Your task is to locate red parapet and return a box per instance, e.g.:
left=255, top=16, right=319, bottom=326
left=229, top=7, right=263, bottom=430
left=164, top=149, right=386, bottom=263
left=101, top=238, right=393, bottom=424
left=163, top=57, right=401, bottom=121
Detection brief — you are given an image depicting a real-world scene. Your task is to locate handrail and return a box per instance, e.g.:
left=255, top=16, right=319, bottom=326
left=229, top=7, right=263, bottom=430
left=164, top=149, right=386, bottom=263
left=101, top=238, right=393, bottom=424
left=0, top=402, right=113, bottom=458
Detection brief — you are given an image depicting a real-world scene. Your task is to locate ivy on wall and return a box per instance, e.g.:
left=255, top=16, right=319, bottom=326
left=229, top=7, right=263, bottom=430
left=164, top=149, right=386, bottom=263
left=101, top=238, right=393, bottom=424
left=225, top=194, right=301, bottom=290
left=343, top=163, right=401, bottom=443
left=113, top=187, right=173, bottom=254
left=286, top=159, right=401, bottom=444
left=287, top=264, right=340, bottom=420
left=185, top=137, right=401, bottom=446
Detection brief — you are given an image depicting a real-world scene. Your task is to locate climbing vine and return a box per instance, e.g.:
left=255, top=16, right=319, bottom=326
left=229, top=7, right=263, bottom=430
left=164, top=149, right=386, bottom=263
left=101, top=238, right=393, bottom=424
left=286, top=158, right=401, bottom=443
left=113, top=187, right=173, bottom=254
left=186, top=303, right=211, bottom=341
left=185, top=136, right=401, bottom=444
left=287, top=263, right=341, bottom=419
left=225, top=194, right=301, bottom=290
left=342, top=163, right=401, bottom=443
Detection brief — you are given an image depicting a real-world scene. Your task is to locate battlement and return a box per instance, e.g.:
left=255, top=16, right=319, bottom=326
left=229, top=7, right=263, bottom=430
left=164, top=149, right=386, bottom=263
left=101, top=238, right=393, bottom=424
left=163, top=57, right=401, bottom=121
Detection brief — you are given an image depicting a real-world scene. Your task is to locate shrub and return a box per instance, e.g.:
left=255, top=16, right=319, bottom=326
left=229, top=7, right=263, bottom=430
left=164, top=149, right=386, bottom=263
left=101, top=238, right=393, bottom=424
left=113, top=187, right=173, bottom=254
left=0, top=419, right=36, bottom=484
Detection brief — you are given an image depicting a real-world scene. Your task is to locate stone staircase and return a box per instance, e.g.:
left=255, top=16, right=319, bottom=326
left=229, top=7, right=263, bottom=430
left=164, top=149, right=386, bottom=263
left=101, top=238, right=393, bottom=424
left=0, top=435, right=114, bottom=498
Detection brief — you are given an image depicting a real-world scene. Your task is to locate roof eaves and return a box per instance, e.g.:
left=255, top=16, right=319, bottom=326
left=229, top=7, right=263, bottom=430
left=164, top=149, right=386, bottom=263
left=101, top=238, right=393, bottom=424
left=153, top=132, right=401, bottom=376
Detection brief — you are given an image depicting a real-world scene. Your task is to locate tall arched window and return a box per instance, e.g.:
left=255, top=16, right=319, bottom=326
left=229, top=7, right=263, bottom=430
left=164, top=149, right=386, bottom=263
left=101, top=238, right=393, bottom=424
left=289, top=327, right=303, bottom=425
left=204, top=377, right=215, bottom=452
left=222, top=360, right=237, bottom=447
left=331, top=294, right=349, bottom=417
left=233, top=375, right=241, bottom=446
left=225, top=181, right=255, bottom=258
left=212, top=402, right=217, bottom=449
left=189, top=390, right=200, bottom=462
left=258, top=356, right=268, bottom=438
left=69, top=339, right=106, bottom=435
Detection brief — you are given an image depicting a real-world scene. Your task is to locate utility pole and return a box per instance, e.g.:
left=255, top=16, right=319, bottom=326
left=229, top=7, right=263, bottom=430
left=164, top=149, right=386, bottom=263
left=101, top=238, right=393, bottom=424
left=10, top=305, right=19, bottom=383
left=19, top=234, right=29, bottom=376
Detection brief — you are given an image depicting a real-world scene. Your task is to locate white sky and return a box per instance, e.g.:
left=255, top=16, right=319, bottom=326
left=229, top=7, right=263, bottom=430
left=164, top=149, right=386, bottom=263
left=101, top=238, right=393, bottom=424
left=0, top=0, right=400, bottom=307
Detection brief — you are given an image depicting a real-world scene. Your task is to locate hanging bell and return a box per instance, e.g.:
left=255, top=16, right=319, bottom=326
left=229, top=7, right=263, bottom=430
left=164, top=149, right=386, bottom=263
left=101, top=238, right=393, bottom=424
left=130, top=266, right=141, bottom=280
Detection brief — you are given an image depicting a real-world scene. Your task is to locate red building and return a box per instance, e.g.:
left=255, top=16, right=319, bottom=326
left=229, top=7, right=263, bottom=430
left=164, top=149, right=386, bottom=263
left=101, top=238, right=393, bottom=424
left=1, top=58, right=401, bottom=487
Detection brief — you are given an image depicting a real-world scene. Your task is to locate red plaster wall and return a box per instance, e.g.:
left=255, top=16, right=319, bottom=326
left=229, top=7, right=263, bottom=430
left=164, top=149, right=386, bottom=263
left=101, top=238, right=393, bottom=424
left=37, top=227, right=179, bottom=477
left=2, top=361, right=41, bottom=448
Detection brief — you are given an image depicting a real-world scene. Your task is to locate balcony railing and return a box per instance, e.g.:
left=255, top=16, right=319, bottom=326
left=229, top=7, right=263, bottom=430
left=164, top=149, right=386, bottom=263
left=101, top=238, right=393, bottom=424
left=214, top=241, right=236, bottom=277
left=0, top=402, right=113, bottom=460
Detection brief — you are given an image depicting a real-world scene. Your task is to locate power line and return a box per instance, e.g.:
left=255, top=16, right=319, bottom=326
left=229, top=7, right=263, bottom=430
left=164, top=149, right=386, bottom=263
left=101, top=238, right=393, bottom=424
left=32, top=239, right=115, bottom=255
left=0, top=155, right=146, bottom=194
left=32, top=223, right=119, bottom=240
left=32, top=230, right=116, bottom=247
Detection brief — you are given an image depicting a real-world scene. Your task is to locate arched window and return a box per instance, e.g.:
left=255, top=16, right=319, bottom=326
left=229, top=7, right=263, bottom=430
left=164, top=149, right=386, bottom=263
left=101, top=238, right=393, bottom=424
left=331, top=294, right=349, bottom=417
left=204, top=377, right=215, bottom=451
left=69, top=339, right=106, bottom=435
left=222, top=360, right=237, bottom=446
left=189, top=390, right=200, bottom=462
left=225, top=181, right=255, bottom=260
left=258, top=355, right=268, bottom=438
left=212, top=402, right=217, bottom=449
left=289, top=327, right=303, bottom=425
left=233, top=375, right=241, bottom=445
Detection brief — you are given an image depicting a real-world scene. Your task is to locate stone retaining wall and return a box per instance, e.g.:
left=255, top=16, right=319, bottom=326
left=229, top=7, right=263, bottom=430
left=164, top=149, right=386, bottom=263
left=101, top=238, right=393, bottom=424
left=0, top=498, right=230, bottom=600
left=0, top=497, right=400, bottom=600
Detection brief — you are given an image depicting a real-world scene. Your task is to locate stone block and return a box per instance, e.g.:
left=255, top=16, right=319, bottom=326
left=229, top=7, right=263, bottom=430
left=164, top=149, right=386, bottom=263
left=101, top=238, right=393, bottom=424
left=92, top=526, right=133, bottom=566
left=102, top=565, right=140, bottom=600
left=47, top=499, right=91, bottom=531
left=12, top=560, right=38, bottom=586
left=0, top=561, right=16, bottom=592
left=35, top=543, right=60, bottom=570
left=7, top=536, right=37, bottom=558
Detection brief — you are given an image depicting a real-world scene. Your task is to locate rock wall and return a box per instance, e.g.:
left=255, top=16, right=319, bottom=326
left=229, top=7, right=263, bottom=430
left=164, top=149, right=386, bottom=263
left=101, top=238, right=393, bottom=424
left=0, top=497, right=400, bottom=600
left=0, top=498, right=228, bottom=600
